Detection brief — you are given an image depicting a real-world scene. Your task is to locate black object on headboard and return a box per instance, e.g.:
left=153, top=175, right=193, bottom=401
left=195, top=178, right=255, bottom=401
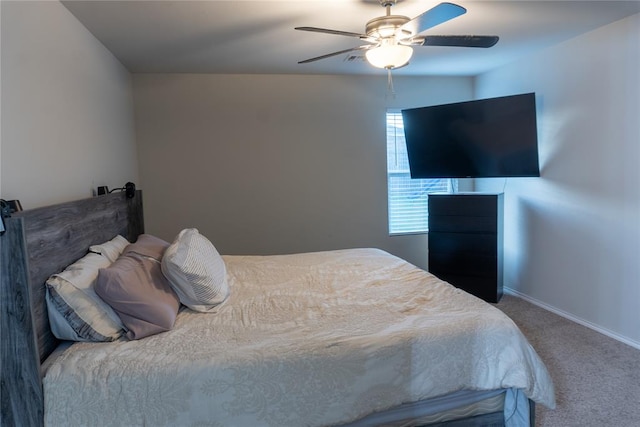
left=0, top=190, right=144, bottom=426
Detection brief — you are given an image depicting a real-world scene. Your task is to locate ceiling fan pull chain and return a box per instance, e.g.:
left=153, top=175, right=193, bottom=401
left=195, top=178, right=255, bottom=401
left=386, top=68, right=396, bottom=98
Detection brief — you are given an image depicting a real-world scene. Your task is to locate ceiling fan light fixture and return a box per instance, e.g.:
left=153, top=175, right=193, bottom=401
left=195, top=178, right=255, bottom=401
left=365, top=43, right=413, bottom=69
left=296, top=2, right=498, bottom=70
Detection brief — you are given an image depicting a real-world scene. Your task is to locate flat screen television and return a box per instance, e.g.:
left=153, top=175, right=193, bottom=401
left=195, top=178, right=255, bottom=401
left=402, top=93, right=540, bottom=178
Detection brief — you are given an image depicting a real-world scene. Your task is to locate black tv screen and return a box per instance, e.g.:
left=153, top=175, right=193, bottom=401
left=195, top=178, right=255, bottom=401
left=402, top=93, right=540, bottom=178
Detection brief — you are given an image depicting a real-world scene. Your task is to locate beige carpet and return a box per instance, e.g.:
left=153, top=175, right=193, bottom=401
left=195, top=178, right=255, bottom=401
left=494, top=295, right=640, bottom=427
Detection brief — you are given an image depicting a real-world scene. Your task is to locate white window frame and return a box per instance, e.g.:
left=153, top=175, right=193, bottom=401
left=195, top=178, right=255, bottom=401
left=386, top=111, right=456, bottom=235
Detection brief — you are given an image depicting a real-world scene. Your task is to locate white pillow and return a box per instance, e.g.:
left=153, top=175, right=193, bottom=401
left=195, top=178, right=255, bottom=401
left=89, top=235, right=130, bottom=263
left=161, top=228, right=229, bottom=312
left=46, top=253, right=125, bottom=341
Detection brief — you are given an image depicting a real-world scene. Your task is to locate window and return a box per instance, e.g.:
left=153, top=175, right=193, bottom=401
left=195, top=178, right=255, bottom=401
left=386, top=111, right=455, bottom=235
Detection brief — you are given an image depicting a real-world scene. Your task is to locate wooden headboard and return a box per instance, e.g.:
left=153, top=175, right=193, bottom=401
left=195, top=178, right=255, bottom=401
left=0, top=191, right=144, bottom=426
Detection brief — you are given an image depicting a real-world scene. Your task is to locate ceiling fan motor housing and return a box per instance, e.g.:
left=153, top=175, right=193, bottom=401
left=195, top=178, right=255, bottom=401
left=366, top=15, right=412, bottom=39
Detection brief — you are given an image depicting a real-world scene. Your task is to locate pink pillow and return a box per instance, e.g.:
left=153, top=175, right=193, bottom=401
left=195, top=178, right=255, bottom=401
left=95, top=235, right=179, bottom=340
left=123, top=234, right=171, bottom=259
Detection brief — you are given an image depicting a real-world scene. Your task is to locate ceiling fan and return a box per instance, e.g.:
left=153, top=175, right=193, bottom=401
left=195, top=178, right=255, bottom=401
left=295, top=0, right=498, bottom=70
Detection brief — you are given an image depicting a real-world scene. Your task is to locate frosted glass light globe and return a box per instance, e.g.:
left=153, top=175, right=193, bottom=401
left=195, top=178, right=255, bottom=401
left=366, top=44, right=413, bottom=69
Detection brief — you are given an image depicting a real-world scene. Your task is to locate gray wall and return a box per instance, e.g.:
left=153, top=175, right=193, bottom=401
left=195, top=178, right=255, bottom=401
left=475, top=13, right=640, bottom=347
left=133, top=74, right=473, bottom=268
left=0, top=1, right=138, bottom=208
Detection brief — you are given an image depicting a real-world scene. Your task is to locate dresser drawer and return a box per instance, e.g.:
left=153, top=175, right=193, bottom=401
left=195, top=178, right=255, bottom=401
left=428, top=252, right=498, bottom=278
left=429, top=232, right=496, bottom=255
left=428, top=194, right=499, bottom=217
left=429, top=215, right=497, bottom=233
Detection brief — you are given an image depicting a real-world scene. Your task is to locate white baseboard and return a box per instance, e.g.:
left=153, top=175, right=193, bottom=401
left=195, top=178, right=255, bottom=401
left=504, top=287, right=640, bottom=351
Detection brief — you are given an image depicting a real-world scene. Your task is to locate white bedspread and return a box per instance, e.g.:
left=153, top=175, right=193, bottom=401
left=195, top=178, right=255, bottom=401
left=44, top=248, right=554, bottom=426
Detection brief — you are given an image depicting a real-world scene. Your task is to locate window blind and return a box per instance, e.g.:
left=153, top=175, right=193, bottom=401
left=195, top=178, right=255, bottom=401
left=386, top=112, right=453, bottom=234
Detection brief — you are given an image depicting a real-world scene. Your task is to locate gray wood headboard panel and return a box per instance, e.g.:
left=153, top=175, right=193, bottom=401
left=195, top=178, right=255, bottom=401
left=1, top=217, right=43, bottom=426
left=18, top=191, right=143, bottom=362
left=0, top=190, right=144, bottom=426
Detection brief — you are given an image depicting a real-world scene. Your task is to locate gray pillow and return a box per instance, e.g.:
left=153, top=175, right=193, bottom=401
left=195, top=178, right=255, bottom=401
left=95, top=235, right=180, bottom=340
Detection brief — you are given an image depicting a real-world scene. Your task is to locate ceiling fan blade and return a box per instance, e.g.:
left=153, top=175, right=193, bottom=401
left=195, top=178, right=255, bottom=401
left=419, top=35, right=499, bottom=48
left=295, top=27, right=367, bottom=39
left=401, top=2, right=467, bottom=35
left=298, top=46, right=371, bottom=64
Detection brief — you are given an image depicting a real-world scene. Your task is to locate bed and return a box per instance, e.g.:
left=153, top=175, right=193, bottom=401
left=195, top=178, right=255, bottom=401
left=0, top=191, right=554, bottom=426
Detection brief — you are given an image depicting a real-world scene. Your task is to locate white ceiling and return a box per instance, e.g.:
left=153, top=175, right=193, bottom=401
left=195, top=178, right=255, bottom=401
left=61, top=0, right=640, bottom=76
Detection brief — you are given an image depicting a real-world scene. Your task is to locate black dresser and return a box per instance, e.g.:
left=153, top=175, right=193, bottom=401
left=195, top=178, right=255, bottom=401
left=428, top=193, right=504, bottom=303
